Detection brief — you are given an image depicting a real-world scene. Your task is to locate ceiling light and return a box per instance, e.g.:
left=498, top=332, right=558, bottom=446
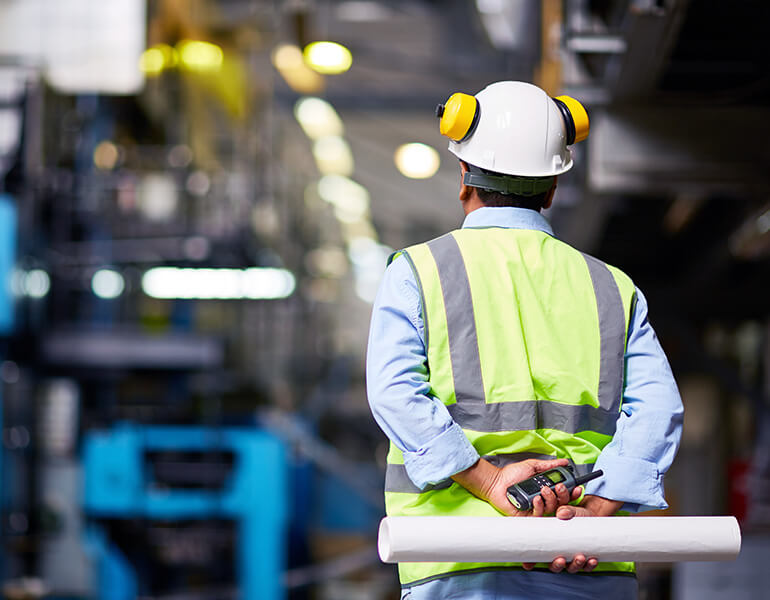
left=294, top=97, right=344, bottom=139
left=93, top=141, right=120, bottom=170
left=394, top=143, right=440, bottom=179
left=25, top=270, right=50, bottom=299
left=317, top=175, right=369, bottom=223
left=139, top=44, right=178, bottom=76
left=141, top=267, right=295, bottom=300
left=137, top=174, right=178, bottom=222
left=476, top=0, right=506, bottom=14
left=139, top=47, right=165, bottom=76
left=313, top=136, right=354, bottom=176
left=272, top=44, right=324, bottom=94
left=177, top=40, right=223, bottom=72
left=303, top=41, right=352, bottom=75
left=336, top=1, right=391, bottom=22
left=92, top=269, right=125, bottom=299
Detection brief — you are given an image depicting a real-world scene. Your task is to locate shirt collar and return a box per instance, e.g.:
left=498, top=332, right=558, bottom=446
left=461, top=206, right=555, bottom=237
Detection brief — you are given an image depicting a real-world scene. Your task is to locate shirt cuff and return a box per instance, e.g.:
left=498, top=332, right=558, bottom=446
left=585, top=455, right=668, bottom=513
left=403, top=422, right=480, bottom=490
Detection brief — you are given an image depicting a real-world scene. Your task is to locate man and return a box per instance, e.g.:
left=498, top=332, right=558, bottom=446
left=366, top=81, right=683, bottom=600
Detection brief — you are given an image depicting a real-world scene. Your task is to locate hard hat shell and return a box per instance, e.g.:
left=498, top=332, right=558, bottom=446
left=448, top=81, right=573, bottom=177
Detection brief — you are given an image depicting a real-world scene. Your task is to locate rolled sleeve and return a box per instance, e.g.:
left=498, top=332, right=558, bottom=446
left=403, top=421, right=479, bottom=490
left=367, top=256, right=478, bottom=490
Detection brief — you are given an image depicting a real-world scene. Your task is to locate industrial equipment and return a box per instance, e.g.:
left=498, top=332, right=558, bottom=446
left=83, top=424, right=288, bottom=600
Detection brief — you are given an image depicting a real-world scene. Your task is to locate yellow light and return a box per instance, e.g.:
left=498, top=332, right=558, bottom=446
left=394, top=143, right=441, bottom=179
left=177, top=40, right=223, bottom=72
left=139, top=44, right=178, bottom=76
left=294, top=97, right=343, bottom=139
left=271, top=44, right=325, bottom=94
left=303, top=41, right=353, bottom=75
left=313, top=136, right=354, bottom=176
left=93, top=141, right=119, bottom=170
left=273, top=44, right=305, bottom=70
left=139, top=48, right=165, bottom=76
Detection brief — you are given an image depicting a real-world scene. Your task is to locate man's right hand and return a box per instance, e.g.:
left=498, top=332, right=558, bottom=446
left=451, top=457, right=582, bottom=516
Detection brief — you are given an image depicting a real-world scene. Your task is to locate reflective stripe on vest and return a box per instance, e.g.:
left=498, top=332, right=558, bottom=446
left=426, top=232, right=626, bottom=414
left=383, top=228, right=638, bottom=585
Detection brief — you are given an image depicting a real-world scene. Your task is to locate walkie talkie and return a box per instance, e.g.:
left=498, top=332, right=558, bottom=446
left=506, top=466, right=603, bottom=511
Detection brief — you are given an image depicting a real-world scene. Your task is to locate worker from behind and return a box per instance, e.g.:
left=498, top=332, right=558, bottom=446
left=366, top=81, right=683, bottom=599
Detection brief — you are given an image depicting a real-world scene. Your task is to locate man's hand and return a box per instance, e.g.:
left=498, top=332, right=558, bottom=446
left=451, top=457, right=582, bottom=517
left=522, top=494, right=623, bottom=573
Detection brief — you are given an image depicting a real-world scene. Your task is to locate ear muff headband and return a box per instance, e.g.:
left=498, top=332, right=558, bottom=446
left=553, top=95, right=589, bottom=144
left=436, top=92, right=480, bottom=142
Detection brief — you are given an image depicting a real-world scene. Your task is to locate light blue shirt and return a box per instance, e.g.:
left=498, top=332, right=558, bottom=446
left=366, top=207, right=683, bottom=598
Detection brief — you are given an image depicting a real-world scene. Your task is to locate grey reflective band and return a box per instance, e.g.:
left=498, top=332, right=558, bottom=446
left=447, top=399, right=620, bottom=436
left=385, top=464, right=454, bottom=494
left=385, top=456, right=597, bottom=494
left=426, top=234, right=485, bottom=404
left=580, top=253, right=627, bottom=413
left=425, top=233, right=627, bottom=434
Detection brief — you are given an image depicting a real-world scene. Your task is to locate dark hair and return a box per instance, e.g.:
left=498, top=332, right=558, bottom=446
left=461, top=161, right=553, bottom=210
left=475, top=187, right=550, bottom=210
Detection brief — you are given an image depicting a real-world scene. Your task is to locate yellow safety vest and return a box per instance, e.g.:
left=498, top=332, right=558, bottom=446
left=383, top=226, right=638, bottom=587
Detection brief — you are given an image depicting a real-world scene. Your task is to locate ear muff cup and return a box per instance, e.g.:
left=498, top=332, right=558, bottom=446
left=436, top=92, right=480, bottom=142
left=552, top=95, right=589, bottom=145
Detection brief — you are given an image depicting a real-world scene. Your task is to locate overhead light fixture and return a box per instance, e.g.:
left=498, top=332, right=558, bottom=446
left=93, top=141, right=120, bottom=170
left=177, top=40, right=223, bottom=72
left=394, top=143, right=440, bottom=179
left=294, top=97, right=344, bottom=139
left=141, top=267, right=296, bottom=300
left=317, top=175, right=369, bottom=223
left=272, top=44, right=324, bottom=94
left=303, top=41, right=353, bottom=75
left=336, top=1, right=392, bottom=22
left=313, top=136, right=354, bottom=176
left=25, top=269, right=50, bottom=299
left=139, top=44, right=178, bottom=76
left=137, top=174, right=178, bottom=222
left=92, top=269, right=125, bottom=299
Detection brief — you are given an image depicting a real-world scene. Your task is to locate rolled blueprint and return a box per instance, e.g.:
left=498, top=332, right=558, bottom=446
left=378, top=516, right=741, bottom=563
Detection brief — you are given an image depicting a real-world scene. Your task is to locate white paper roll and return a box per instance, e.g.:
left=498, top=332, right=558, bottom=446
left=378, top=516, right=741, bottom=563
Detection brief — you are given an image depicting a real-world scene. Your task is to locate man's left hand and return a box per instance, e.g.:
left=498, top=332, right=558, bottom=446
left=522, top=495, right=623, bottom=573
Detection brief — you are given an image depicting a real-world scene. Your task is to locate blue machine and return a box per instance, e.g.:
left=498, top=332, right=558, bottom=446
left=83, top=424, right=288, bottom=600
left=0, top=193, right=17, bottom=581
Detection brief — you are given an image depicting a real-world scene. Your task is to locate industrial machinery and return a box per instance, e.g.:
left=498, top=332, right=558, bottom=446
left=83, top=424, right=288, bottom=600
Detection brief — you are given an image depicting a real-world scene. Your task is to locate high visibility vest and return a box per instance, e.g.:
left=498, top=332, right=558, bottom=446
left=383, top=226, right=638, bottom=587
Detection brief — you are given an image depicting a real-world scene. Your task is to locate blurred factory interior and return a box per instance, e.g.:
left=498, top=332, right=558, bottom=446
left=0, top=0, right=769, bottom=598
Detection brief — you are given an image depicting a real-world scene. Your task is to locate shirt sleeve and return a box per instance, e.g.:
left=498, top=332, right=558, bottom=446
left=366, top=255, right=479, bottom=490
left=584, top=287, right=684, bottom=512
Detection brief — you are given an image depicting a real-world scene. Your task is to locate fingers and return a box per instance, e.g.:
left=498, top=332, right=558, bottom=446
left=522, top=562, right=535, bottom=571
left=549, top=557, right=567, bottom=573
left=539, top=484, right=559, bottom=513
left=570, top=485, right=583, bottom=502
left=529, top=458, right=568, bottom=473
left=556, top=504, right=576, bottom=520
left=567, top=554, right=586, bottom=573
left=531, top=494, right=544, bottom=517
left=554, top=483, right=570, bottom=506
left=550, top=555, right=599, bottom=574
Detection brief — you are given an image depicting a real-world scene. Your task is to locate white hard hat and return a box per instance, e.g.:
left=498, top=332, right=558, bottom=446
left=435, top=81, right=589, bottom=178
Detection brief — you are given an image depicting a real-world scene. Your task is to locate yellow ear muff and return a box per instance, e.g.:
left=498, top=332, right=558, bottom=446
left=435, top=92, right=480, bottom=142
left=553, top=95, right=589, bottom=144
